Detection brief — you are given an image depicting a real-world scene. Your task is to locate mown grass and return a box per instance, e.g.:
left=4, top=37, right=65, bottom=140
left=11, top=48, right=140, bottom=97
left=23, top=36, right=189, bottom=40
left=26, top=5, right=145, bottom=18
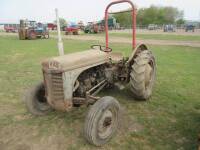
left=0, top=36, right=200, bottom=150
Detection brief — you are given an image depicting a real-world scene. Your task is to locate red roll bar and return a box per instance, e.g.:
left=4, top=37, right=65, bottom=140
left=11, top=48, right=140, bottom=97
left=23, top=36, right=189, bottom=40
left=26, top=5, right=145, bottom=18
left=105, top=0, right=136, bottom=50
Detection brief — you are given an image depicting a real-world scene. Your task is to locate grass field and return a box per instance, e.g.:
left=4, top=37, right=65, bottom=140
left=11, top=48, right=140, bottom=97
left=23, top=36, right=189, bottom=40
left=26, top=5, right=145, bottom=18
left=0, top=35, right=200, bottom=150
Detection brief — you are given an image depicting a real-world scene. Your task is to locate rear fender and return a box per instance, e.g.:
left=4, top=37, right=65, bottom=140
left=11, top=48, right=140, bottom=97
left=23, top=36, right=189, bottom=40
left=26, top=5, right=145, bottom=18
left=127, top=43, right=149, bottom=66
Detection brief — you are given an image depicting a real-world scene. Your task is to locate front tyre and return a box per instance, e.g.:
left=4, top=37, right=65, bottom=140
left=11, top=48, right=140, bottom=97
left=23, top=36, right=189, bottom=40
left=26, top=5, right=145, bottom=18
left=130, top=50, right=156, bottom=100
left=24, top=82, right=52, bottom=116
left=44, top=33, right=49, bottom=39
left=84, top=96, right=120, bottom=146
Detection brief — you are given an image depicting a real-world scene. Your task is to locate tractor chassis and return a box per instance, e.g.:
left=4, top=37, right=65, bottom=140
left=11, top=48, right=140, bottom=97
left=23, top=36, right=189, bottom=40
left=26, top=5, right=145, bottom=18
left=73, top=79, right=106, bottom=105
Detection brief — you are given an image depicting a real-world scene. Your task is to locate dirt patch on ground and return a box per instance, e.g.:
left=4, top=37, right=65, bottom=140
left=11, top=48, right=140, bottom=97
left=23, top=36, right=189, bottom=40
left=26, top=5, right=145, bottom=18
left=0, top=32, right=16, bottom=36
left=54, top=35, right=200, bottom=48
left=118, top=106, right=144, bottom=142
left=0, top=125, right=67, bottom=150
left=0, top=104, right=19, bottom=117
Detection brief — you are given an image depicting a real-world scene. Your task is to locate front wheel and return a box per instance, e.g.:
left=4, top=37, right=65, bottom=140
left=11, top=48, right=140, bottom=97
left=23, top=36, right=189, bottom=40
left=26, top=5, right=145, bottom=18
left=44, top=34, right=49, bottom=39
left=24, top=82, right=52, bottom=116
left=84, top=96, right=120, bottom=146
left=129, top=50, right=156, bottom=100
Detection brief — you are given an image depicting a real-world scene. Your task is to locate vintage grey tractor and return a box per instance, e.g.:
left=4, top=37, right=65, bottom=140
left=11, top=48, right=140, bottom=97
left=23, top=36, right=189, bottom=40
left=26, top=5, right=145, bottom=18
left=24, top=0, right=156, bottom=146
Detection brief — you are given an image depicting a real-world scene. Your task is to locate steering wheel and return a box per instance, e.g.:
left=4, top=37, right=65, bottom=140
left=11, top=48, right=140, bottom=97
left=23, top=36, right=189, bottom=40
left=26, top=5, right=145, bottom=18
left=91, top=45, right=112, bottom=52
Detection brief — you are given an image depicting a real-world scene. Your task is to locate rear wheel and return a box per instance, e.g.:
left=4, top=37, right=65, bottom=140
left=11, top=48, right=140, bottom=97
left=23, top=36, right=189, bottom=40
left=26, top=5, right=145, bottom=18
left=130, top=50, right=156, bottom=100
left=84, top=96, right=120, bottom=146
left=24, top=82, right=52, bottom=116
left=73, top=31, right=78, bottom=35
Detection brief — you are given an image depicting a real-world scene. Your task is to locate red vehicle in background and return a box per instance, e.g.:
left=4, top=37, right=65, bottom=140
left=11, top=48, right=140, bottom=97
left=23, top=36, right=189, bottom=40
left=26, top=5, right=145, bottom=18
left=47, top=23, right=57, bottom=30
left=65, top=23, right=79, bottom=35
left=4, top=24, right=19, bottom=33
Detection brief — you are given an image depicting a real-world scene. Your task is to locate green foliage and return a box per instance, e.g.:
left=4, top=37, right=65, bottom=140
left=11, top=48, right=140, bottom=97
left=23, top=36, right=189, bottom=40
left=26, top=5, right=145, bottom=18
left=113, top=12, right=131, bottom=28
left=176, top=19, right=186, bottom=25
left=54, top=18, right=67, bottom=27
left=114, top=5, right=185, bottom=26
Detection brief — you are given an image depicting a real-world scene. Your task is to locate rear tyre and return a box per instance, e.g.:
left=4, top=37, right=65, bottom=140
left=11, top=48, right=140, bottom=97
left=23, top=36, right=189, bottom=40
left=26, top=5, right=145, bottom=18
left=130, top=50, right=156, bottom=100
left=84, top=96, right=120, bottom=146
left=24, top=82, right=52, bottom=116
left=73, top=31, right=78, bottom=35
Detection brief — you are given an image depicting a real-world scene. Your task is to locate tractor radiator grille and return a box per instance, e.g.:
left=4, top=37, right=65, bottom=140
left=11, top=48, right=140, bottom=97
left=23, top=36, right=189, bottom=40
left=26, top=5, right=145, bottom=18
left=44, top=72, right=64, bottom=102
left=51, top=73, right=64, bottom=101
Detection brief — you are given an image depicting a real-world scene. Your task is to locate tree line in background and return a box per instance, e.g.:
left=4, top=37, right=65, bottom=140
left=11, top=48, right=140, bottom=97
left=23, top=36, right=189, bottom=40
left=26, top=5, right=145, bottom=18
left=113, top=5, right=185, bottom=27
left=53, top=6, right=186, bottom=29
left=54, top=18, right=67, bottom=28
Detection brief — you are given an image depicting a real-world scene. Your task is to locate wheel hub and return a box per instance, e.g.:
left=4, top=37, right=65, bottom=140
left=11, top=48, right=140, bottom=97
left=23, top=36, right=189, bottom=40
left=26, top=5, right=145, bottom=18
left=98, top=110, right=113, bottom=139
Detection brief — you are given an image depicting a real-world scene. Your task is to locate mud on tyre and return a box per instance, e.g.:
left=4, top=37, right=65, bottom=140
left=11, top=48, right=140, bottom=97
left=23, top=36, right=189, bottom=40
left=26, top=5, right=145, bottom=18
left=24, top=82, right=52, bottom=116
left=84, top=96, right=121, bottom=146
left=130, top=50, right=156, bottom=100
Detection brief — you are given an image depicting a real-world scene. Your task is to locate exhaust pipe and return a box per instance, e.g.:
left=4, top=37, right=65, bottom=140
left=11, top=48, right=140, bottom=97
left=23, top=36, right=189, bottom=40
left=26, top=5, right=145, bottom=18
left=55, top=8, right=64, bottom=56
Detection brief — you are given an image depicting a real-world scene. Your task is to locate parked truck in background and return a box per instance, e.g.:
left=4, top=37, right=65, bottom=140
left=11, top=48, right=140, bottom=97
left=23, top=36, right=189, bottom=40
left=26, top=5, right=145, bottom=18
left=65, top=23, right=79, bottom=35
left=47, top=23, right=57, bottom=30
left=185, top=24, right=195, bottom=32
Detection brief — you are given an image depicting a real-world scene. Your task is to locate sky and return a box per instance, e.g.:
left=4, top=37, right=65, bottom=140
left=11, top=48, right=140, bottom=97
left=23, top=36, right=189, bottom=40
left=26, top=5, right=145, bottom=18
left=1, top=0, right=200, bottom=23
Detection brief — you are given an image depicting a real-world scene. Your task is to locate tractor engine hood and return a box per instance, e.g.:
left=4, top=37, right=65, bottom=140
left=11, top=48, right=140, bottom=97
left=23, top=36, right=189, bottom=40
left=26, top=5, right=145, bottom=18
left=42, top=50, right=110, bottom=72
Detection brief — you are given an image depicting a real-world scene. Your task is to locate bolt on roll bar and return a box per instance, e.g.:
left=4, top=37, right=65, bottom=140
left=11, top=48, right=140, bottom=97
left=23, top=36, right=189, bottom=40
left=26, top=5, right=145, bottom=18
left=105, top=0, right=137, bottom=50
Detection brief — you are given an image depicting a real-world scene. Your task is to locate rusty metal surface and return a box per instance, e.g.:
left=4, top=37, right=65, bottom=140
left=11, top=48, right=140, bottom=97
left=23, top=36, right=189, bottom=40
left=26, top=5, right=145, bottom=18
left=41, top=42, right=151, bottom=112
left=127, top=43, right=149, bottom=65
left=42, top=50, right=110, bottom=72
left=42, top=55, right=110, bottom=111
left=86, top=80, right=107, bottom=98
left=43, top=72, right=72, bottom=111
